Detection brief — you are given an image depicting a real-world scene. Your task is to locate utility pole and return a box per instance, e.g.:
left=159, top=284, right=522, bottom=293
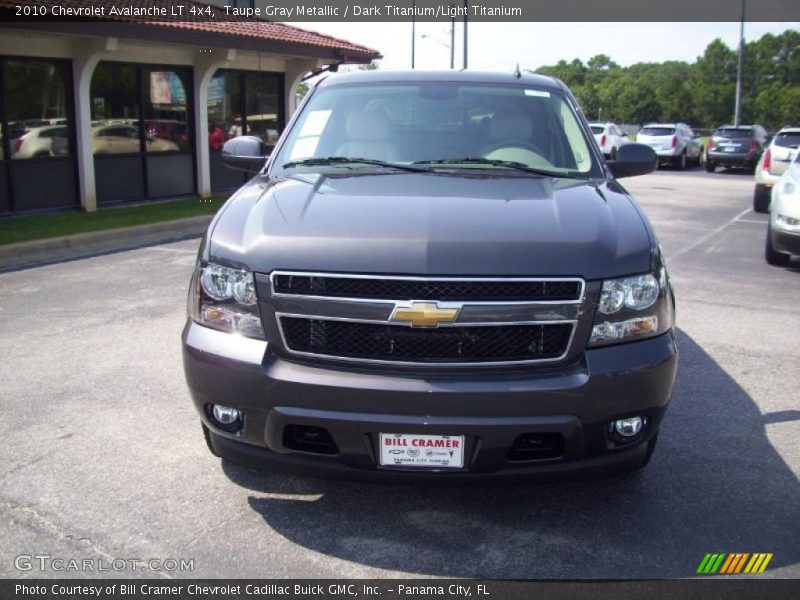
left=734, top=0, right=745, bottom=126
left=463, top=0, right=468, bottom=69
left=450, top=5, right=455, bottom=70
left=411, top=0, right=416, bottom=69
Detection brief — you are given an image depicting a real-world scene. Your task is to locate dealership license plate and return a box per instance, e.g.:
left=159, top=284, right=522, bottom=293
left=379, top=433, right=465, bottom=468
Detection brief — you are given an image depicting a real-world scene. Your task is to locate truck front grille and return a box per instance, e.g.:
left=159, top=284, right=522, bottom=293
left=279, top=317, right=574, bottom=365
left=272, top=274, right=581, bottom=302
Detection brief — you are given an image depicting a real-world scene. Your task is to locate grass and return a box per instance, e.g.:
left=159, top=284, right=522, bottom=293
left=0, top=196, right=227, bottom=246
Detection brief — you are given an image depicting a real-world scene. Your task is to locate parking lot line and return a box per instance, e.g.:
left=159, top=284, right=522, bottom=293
left=670, top=207, right=753, bottom=261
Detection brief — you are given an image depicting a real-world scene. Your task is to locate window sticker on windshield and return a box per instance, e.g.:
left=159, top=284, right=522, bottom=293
left=298, top=110, right=331, bottom=137
left=524, top=90, right=550, bottom=98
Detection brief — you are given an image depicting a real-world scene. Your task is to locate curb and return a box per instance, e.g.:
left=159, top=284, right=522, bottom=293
left=0, top=215, right=212, bottom=272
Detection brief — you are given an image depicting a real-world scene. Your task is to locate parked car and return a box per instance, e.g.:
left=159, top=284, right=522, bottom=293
left=636, top=123, right=703, bottom=169
left=706, top=124, right=767, bottom=173
left=183, top=70, right=677, bottom=482
left=753, top=126, right=800, bottom=213
left=765, top=151, right=800, bottom=266
left=10, top=124, right=68, bottom=159
left=588, top=121, right=629, bottom=159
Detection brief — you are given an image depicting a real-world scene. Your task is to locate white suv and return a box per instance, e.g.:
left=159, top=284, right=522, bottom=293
left=588, top=122, right=628, bottom=159
left=754, top=127, right=800, bottom=213
left=636, top=123, right=704, bottom=170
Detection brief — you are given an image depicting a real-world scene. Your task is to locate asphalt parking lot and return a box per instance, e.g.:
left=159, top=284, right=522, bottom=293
left=1, top=166, right=798, bottom=579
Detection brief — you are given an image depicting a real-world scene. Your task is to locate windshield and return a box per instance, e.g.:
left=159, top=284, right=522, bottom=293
left=271, top=81, right=600, bottom=178
left=638, top=127, right=675, bottom=137
left=715, top=128, right=752, bottom=139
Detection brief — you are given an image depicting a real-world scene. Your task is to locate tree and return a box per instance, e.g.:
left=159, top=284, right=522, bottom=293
left=534, top=30, right=799, bottom=129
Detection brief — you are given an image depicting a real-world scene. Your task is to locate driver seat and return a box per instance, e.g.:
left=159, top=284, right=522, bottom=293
left=335, top=111, right=399, bottom=161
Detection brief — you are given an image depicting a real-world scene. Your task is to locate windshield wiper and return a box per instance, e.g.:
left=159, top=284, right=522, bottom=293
left=412, top=158, right=561, bottom=177
left=282, top=156, right=429, bottom=173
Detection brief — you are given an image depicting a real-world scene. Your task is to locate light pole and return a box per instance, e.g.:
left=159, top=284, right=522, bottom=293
left=421, top=33, right=455, bottom=70
left=463, top=1, right=468, bottom=69
left=411, top=0, right=416, bottom=69
left=734, top=0, right=746, bottom=126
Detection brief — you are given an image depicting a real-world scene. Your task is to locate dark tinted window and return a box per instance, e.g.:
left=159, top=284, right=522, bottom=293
left=90, top=63, right=140, bottom=155
left=143, top=67, right=191, bottom=153
left=639, top=127, right=675, bottom=136
left=590, top=126, right=604, bottom=134
left=774, top=132, right=800, bottom=149
left=715, top=128, right=752, bottom=139
left=4, top=60, right=72, bottom=159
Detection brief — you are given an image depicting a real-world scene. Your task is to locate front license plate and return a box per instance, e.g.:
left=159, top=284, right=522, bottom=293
left=379, top=433, right=465, bottom=468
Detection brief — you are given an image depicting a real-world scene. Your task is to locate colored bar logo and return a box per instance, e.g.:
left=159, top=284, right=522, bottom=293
left=697, top=553, right=773, bottom=574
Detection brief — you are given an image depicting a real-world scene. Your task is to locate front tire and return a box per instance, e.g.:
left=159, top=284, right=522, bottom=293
left=753, top=184, right=771, bottom=213
left=765, top=229, right=791, bottom=266
left=705, top=161, right=715, bottom=173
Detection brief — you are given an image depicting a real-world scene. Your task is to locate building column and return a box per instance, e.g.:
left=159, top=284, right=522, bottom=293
left=71, top=37, right=116, bottom=213
left=284, top=59, right=323, bottom=119
left=194, top=49, right=235, bottom=199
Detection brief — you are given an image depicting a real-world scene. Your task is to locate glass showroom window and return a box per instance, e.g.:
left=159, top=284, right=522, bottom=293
left=90, top=62, right=140, bottom=155
left=4, top=60, right=72, bottom=160
left=142, top=67, right=192, bottom=153
left=90, top=61, right=195, bottom=204
left=0, top=58, right=77, bottom=214
left=207, top=70, right=242, bottom=153
left=207, top=69, right=283, bottom=192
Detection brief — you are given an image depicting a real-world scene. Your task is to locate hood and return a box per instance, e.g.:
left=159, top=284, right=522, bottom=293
left=208, top=171, right=653, bottom=280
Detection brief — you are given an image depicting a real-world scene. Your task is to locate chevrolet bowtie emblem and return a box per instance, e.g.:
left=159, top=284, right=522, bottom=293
left=389, top=301, right=460, bottom=328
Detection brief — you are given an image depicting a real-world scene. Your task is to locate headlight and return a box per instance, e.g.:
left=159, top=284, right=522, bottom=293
left=190, top=262, right=264, bottom=339
left=589, top=269, right=673, bottom=347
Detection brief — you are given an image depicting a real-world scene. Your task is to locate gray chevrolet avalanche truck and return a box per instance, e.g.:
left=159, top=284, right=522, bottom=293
left=182, top=71, right=677, bottom=481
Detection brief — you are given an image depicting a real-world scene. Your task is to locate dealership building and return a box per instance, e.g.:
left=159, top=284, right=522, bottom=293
left=0, top=0, right=379, bottom=215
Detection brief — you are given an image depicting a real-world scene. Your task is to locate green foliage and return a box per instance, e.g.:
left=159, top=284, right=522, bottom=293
left=534, top=30, right=800, bottom=130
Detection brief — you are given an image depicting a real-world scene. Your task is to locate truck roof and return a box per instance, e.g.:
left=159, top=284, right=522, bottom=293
left=318, top=69, right=562, bottom=90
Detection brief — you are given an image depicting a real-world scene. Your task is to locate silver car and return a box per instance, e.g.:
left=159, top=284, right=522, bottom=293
left=754, top=127, right=800, bottom=213
left=636, top=123, right=704, bottom=170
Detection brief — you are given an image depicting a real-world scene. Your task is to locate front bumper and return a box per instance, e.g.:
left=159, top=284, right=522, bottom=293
left=770, top=227, right=800, bottom=257
left=182, top=322, right=678, bottom=481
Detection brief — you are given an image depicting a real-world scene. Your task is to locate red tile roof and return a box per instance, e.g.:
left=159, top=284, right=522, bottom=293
left=0, top=0, right=381, bottom=60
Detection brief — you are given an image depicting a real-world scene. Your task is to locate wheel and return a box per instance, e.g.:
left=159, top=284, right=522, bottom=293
left=610, top=147, right=618, bottom=161
left=202, top=423, right=221, bottom=457
left=676, top=151, right=687, bottom=170
left=765, top=229, right=791, bottom=266
left=753, top=184, right=771, bottom=213
left=694, top=146, right=704, bottom=167
left=705, top=161, right=715, bottom=173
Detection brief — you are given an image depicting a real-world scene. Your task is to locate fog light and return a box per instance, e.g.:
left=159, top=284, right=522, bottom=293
left=211, top=404, right=241, bottom=425
left=614, top=416, right=644, bottom=438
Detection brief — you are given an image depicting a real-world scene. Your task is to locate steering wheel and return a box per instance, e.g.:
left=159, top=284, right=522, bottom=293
left=482, top=141, right=546, bottom=158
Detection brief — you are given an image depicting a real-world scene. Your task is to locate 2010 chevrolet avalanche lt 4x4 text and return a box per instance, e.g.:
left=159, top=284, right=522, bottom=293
left=182, top=71, right=677, bottom=481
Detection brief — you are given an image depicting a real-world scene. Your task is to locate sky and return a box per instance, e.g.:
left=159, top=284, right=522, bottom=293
left=286, top=22, right=799, bottom=72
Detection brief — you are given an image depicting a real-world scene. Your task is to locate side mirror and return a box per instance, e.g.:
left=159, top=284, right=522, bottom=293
left=607, top=143, right=657, bottom=178
left=221, top=136, right=269, bottom=172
